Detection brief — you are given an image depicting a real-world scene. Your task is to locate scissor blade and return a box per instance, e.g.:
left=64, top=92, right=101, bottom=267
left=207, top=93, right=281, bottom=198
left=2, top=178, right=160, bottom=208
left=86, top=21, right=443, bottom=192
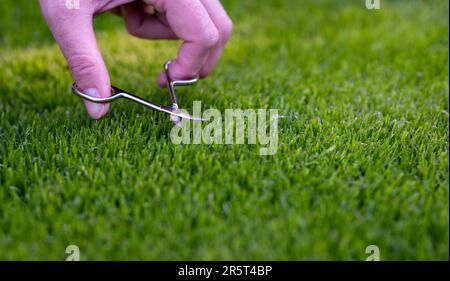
left=115, top=88, right=205, bottom=121
left=160, top=105, right=206, bottom=121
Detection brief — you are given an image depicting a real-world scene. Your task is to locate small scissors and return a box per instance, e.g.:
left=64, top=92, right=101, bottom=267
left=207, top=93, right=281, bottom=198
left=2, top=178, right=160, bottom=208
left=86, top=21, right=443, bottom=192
left=71, top=61, right=205, bottom=121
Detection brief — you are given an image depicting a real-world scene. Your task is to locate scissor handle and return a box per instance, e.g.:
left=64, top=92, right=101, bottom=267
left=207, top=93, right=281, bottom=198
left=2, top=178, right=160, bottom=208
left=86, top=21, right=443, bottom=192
left=164, top=60, right=199, bottom=86
left=71, top=84, right=125, bottom=103
left=72, top=83, right=165, bottom=111
left=164, top=60, right=199, bottom=105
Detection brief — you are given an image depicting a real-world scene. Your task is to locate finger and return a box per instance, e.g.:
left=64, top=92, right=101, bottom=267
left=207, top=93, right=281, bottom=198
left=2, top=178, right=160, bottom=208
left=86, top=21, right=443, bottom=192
left=39, top=0, right=110, bottom=119
left=109, top=7, right=122, bottom=16
left=198, top=0, right=233, bottom=77
left=120, top=1, right=177, bottom=39
left=144, top=0, right=220, bottom=87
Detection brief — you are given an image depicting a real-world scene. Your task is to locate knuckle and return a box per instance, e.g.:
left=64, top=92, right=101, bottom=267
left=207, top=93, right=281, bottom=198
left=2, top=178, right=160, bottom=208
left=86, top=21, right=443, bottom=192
left=219, top=17, right=233, bottom=42
left=68, top=54, right=99, bottom=81
left=198, top=26, right=220, bottom=48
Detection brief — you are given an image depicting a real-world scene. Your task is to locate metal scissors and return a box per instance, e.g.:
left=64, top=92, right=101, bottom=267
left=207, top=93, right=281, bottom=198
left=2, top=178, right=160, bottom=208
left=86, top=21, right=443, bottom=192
left=71, top=60, right=205, bottom=121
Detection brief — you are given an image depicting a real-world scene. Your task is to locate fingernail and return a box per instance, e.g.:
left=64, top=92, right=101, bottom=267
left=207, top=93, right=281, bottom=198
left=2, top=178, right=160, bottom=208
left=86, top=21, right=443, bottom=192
left=83, top=88, right=104, bottom=119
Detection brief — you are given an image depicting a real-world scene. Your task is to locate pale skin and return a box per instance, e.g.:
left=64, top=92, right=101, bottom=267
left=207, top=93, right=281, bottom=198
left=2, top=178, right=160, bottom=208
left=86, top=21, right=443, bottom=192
left=39, top=0, right=233, bottom=119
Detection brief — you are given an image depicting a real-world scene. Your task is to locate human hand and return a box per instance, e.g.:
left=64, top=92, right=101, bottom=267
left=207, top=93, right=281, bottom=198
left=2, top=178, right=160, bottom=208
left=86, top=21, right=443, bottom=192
left=39, top=0, right=232, bottom=119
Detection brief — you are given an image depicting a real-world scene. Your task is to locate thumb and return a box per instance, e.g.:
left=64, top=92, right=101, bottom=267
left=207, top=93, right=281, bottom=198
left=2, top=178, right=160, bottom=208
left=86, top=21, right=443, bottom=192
left=40, top=1, right=110, bottom=119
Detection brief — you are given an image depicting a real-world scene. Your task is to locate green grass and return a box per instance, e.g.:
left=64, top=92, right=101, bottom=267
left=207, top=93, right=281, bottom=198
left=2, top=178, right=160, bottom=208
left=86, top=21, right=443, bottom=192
left=0, top=0, right=448, bottom=260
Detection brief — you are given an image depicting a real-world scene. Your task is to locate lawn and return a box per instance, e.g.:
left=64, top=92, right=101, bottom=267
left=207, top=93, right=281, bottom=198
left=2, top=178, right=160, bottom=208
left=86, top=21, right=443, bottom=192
left=0, top=0, right=448, bottom=260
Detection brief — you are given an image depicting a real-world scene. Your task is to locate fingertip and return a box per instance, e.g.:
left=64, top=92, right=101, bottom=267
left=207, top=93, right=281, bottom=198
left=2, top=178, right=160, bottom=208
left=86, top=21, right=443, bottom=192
left=82, top=88, right=110, bottom=119
left=157, top=71, right=167, bottom=88
left=199, top=68, right=212, bottom=79
left=96, top=86, right=111, bottom=118
left=99, top=103, right=110, bottom=119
